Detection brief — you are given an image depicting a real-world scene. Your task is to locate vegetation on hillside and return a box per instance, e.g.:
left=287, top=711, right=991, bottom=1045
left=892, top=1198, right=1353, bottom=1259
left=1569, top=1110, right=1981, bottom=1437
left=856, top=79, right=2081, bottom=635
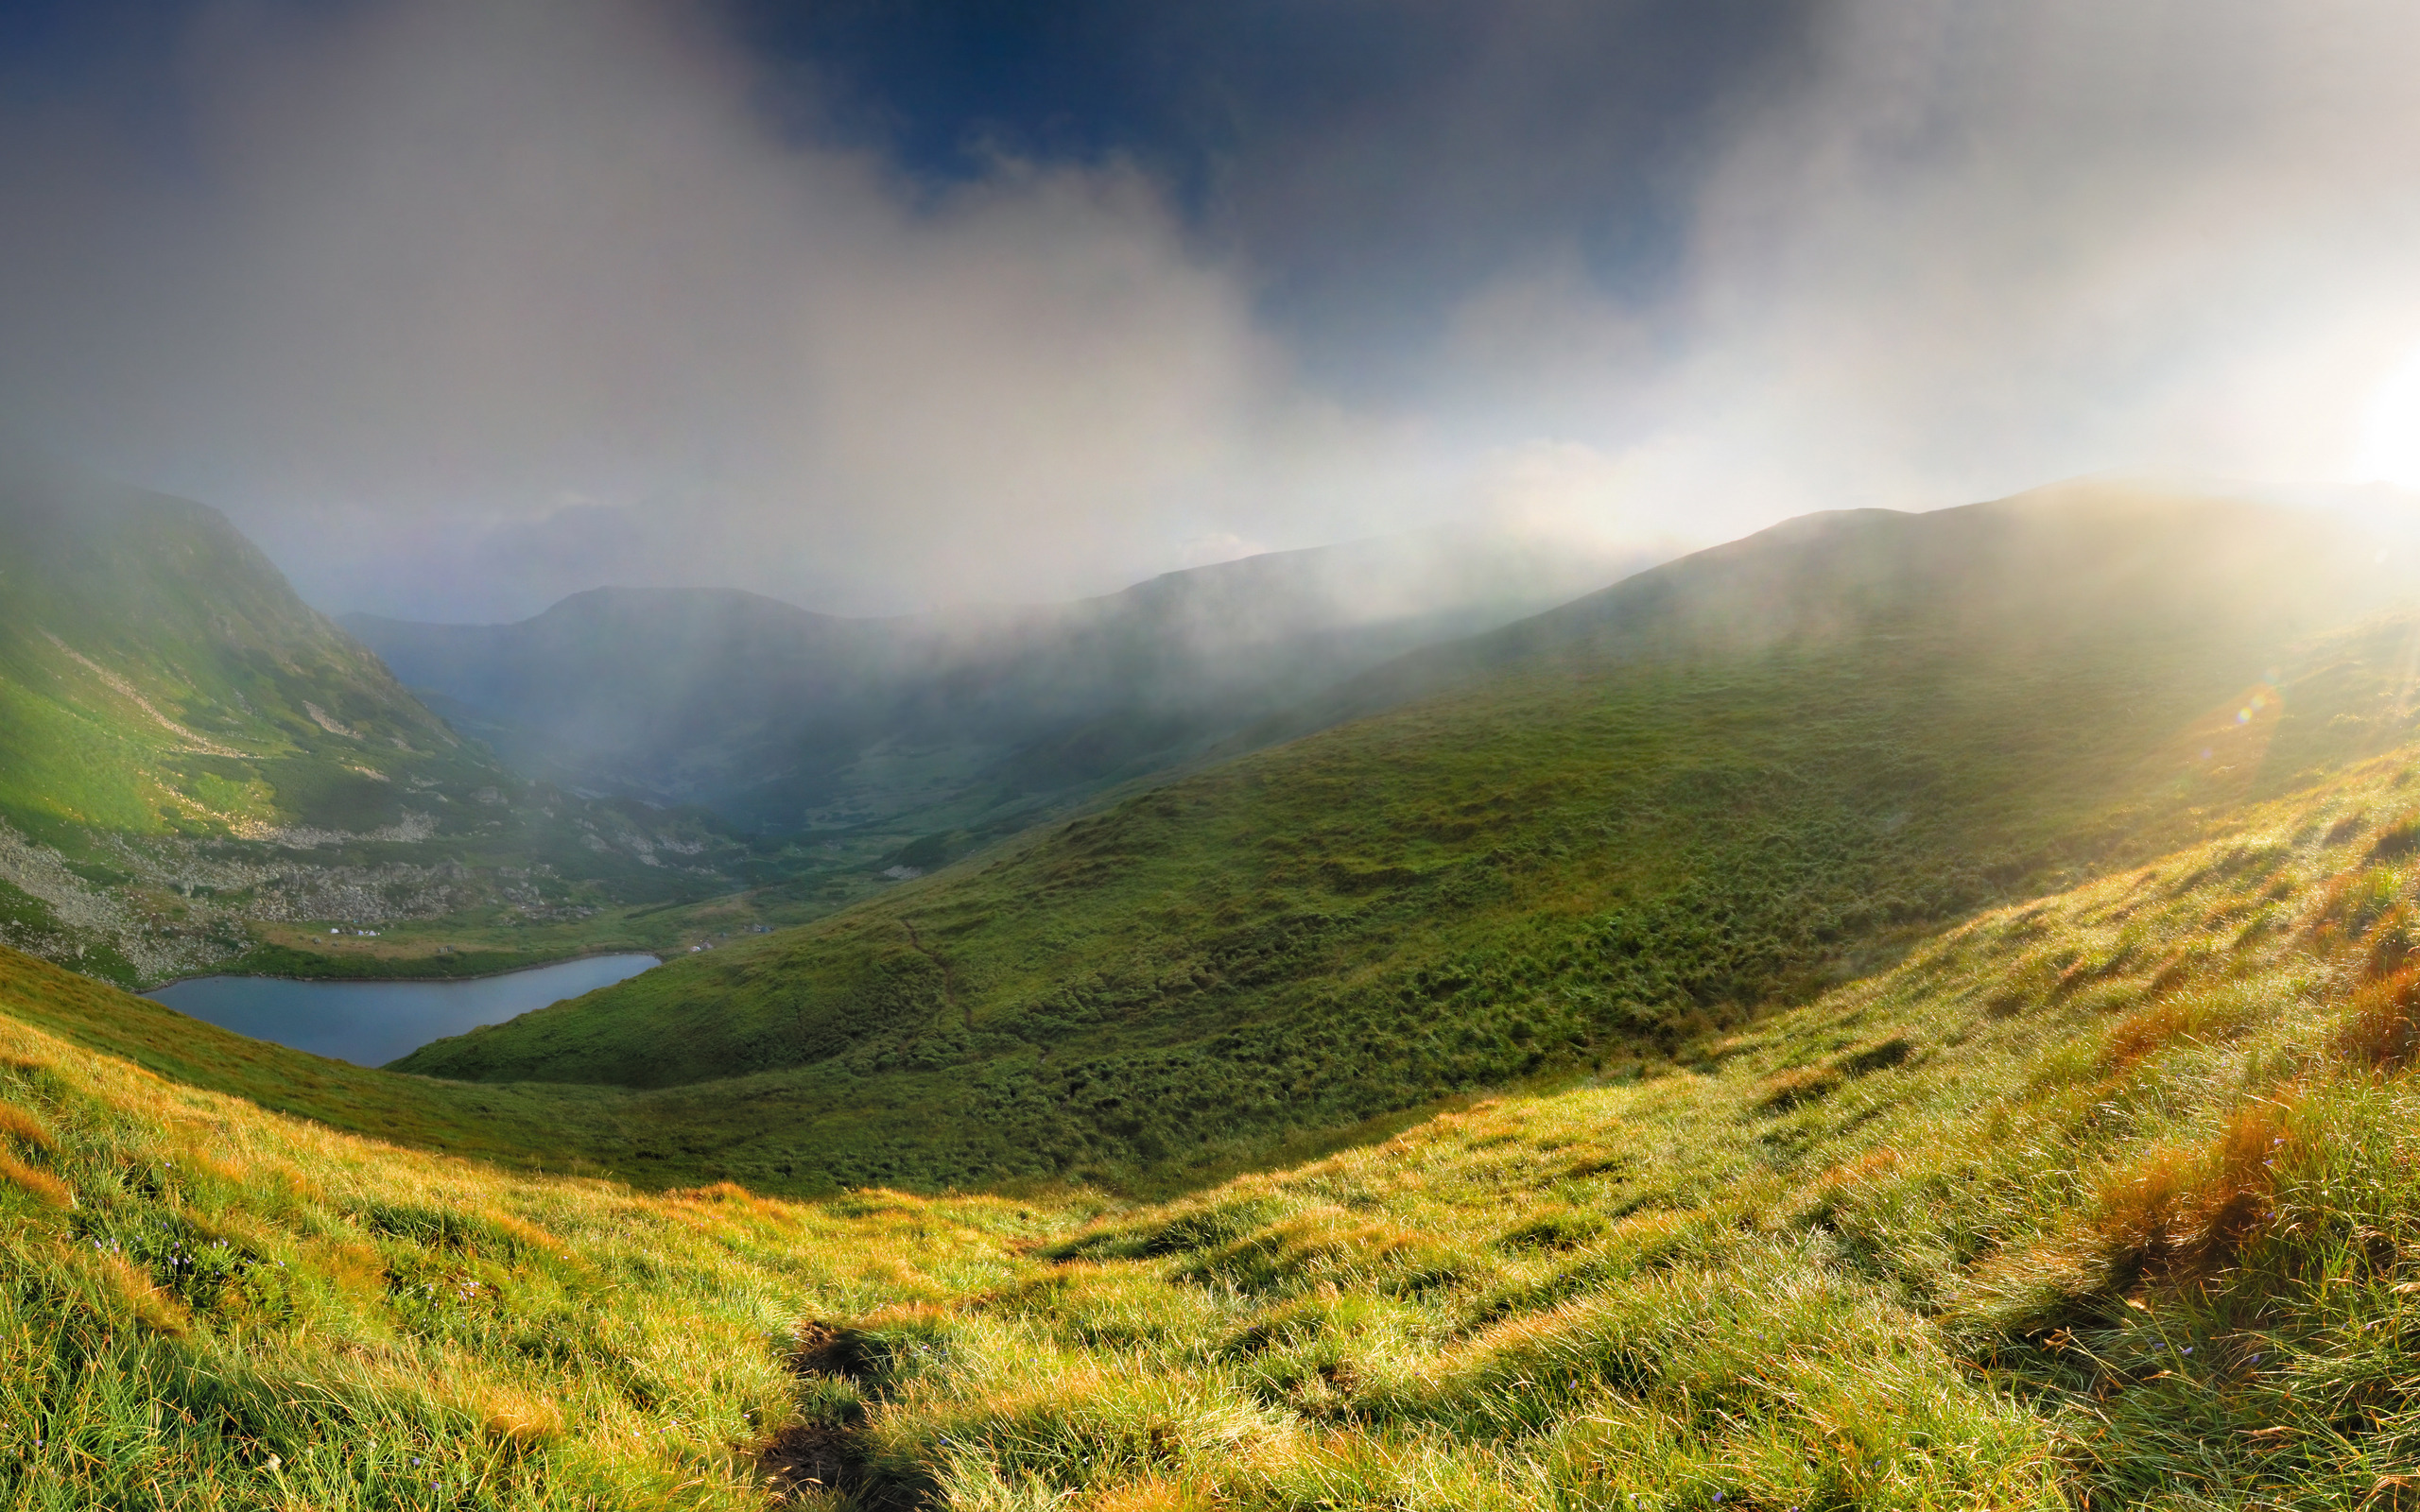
left=0, top=459, right=464, bottom=845
left=8, top=649, right=2420, bottom=1505
left=0, top=958, right=1043, bottom=1507
left=0, top=457, right=924, bottom=987
left=398, top=489, right=2419, bottom=1193
left=16, top=473, right=2420, bottom=1503
left=753, top=739, right=2420, bottom=1509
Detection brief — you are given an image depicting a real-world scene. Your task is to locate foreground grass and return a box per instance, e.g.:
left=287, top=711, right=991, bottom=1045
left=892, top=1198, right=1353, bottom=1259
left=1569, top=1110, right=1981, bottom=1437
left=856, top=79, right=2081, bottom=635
left=749, top=743, right=2420, bottom=1508
left=14, top=706, right=2420, bottom=1503
left=0, top=987, right=1060, bottom=1507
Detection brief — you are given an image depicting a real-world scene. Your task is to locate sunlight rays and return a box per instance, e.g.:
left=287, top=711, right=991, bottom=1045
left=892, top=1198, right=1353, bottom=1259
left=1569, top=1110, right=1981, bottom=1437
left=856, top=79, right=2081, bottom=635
left=2355, top=345, right=2420, bottom=490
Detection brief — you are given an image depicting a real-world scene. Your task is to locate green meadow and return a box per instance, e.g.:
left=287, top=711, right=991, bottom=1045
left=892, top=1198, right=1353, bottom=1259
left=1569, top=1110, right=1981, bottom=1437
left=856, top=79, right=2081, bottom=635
left=4, top=667, right=2420, bottom=1506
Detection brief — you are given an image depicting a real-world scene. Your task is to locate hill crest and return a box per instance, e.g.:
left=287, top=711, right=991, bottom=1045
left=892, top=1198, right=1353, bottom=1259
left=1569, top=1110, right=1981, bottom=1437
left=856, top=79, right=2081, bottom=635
left=389, top=482, right=2420, bottom=1191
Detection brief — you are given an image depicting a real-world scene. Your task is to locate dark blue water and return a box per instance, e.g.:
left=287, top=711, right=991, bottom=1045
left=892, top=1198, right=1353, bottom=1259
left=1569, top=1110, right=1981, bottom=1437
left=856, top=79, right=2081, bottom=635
left=146, top=954, right=660, bottom=1068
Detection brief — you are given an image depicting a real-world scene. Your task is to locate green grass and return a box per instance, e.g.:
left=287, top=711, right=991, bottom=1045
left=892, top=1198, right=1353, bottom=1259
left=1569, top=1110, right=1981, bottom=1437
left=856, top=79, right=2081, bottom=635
left=24, top=473, right=2420, bottom=1503
left=395, top=490, right=2420, bottom=1192
left=0, top=943, right=637, bottom=1172
left=752, top=740, right=2420, bottom=1509
left=0, top=462, right=481, bottom=838
left=9, top=655, right=2420, bottom=1504
left=0, top=967, right=1053, bottom=1508
left=0, top=461, right=925, bottom=988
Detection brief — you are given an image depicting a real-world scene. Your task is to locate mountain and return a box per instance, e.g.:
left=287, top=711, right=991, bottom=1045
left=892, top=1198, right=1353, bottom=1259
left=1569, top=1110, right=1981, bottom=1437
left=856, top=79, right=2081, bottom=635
left=392, top=480, right=2420, bottom=1190
left=0, top=456, right=839, bottom=985
left=7, top=600, right=2420, bottom=1504
left=344, top=525, right=1655, bottom=836
left=0, top=454, right=472, bottom=838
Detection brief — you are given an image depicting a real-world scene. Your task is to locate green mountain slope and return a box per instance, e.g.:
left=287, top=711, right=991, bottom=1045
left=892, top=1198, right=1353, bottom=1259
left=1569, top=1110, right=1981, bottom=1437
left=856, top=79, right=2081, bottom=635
left=392, top=483, right=2420, bottom=1190
left=0, top=935, right=1036, bottom=1509
left=0, top=455, right=475, bottom=838
left=0, top=457, right=868, bottom=986
left=770, top=738, right=2420, bottom=1509
left=6, top=652, right=2420, bottom=1506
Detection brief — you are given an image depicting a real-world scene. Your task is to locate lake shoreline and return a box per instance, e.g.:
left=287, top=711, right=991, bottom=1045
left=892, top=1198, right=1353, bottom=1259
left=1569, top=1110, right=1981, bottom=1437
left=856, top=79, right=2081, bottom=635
left=142, top=949, right=664, bottom=994
left=145, top=954, right=666, bottom=1068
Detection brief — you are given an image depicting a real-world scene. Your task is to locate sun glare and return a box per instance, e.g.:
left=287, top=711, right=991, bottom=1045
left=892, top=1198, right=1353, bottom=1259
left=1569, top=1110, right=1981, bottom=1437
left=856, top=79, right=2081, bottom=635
left=2353, top=346, right=2420, bottom=489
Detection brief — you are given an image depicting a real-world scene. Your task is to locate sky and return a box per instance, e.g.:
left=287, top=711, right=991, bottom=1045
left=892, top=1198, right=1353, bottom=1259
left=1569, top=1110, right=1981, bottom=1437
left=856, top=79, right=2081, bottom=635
left=2, top=0, right=2420, bottom=621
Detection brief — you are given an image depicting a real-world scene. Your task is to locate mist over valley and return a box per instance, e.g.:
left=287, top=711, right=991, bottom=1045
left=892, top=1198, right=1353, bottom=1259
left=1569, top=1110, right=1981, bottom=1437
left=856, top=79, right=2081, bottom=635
left=345, top=525, right=1656, bottom=836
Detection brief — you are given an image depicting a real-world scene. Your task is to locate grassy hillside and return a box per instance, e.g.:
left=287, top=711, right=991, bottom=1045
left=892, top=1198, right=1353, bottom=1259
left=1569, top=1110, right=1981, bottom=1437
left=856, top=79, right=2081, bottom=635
left=755, top=738, right=2420, bottom=1509
left=0, top=943, right=1044, bottom=1508
left=0, top=457, right=475, bottom=842
left=8, top=650, right=2420, bottom=1505
left=394, top=484, right=2419, bottom=1191
left=0, top=456, right=922, bottom=986
left=0, top=939, right=996, bottom=1194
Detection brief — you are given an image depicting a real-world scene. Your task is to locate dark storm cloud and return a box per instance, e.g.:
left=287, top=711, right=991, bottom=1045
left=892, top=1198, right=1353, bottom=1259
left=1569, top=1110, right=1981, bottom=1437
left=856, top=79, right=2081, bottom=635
left=740, top=0, right=1825, bottom=374
left=0, top=0, right=2416, bottom=621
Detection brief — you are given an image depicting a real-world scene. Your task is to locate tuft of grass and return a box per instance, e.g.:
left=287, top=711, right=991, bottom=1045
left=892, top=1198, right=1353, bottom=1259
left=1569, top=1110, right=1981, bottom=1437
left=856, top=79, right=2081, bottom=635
left=0, top=1095, right=54, bottom=1150
left=0, top=1147, right=71, bottom=1207
left=1756, top=1063, right=1841, bottom=1110
left=2371, top=810, right=2420, bottom=860
left=472, top=1384, right=566, bottom=1449
left=2084, top=1099, right=2294, bottom=1288
left=2340, top=962, right=2420, bottom=1069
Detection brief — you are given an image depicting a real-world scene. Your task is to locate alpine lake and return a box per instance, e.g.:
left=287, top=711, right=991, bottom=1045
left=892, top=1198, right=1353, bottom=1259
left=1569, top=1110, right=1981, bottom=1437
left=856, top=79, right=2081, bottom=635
left=146, top=954, right=661, bottom=1067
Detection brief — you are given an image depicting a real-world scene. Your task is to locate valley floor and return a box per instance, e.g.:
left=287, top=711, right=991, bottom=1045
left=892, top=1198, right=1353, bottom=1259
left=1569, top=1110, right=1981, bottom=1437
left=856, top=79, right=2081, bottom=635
left=6, top=742, right=2420, bottom=1505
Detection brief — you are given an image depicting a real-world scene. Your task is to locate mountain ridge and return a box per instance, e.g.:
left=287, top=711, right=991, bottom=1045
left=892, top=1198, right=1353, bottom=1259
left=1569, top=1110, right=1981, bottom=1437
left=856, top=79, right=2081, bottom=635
left=389, top=481, right=2420, bottom=1192
left=344, top=525, right=1660, bottom=833
left=0, top=458, right=871, bottom=985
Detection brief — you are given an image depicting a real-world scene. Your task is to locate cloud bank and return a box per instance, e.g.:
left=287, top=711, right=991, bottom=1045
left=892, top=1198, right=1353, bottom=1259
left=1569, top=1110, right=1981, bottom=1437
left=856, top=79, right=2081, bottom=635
left=1, top=0, right=2417, bottom=619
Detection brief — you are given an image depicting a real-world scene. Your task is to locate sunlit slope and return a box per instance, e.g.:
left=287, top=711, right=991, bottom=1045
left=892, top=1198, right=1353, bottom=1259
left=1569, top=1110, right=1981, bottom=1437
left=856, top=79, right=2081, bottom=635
left=12, top=710, right=2420, bottom=1506
left=0, top=456, right=489, bottom=841
left=779, top=741, right=2420, bottom=1509
left=395, top=484, right=2420, bottom=1190
left=0, top=940, right=632, bottom=1170
left=0, top=939, right=1010, bottom=1194
left=0, top=942, right=1041, bottom=1507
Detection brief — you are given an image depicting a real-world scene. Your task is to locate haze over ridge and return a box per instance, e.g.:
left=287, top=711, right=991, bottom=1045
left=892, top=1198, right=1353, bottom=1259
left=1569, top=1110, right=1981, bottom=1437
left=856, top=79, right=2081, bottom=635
left=341, top=520, right=1662, bottom=831
left=2, top=2, right=2420, bottom=621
